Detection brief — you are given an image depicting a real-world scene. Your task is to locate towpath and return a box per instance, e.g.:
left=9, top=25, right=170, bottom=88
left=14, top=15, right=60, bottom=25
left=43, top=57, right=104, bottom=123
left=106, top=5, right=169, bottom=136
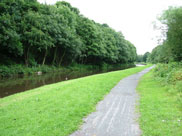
left=71, top=66, right=154, bottom=136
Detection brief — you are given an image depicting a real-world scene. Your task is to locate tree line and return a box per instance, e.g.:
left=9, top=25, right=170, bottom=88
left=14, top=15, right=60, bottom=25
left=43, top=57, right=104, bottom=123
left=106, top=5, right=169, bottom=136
left=136, top=52, right=150, bottom=63
left=148, top=6, right=182, bottom=63
left=0, top=0, right=137, bottom=67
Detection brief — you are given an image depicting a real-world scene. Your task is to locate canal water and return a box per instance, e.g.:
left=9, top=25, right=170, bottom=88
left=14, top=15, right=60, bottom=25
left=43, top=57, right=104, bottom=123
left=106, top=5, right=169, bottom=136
left=0, top=65, right=139, bottom=98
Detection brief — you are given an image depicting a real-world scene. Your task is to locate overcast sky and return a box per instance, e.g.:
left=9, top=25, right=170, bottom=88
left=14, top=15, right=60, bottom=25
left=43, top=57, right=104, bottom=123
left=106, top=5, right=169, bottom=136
left=38, top=0, right=182, bottom=54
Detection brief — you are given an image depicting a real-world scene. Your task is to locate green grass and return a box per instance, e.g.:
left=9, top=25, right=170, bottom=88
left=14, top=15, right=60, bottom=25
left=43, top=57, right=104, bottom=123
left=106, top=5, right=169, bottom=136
left=137, top=71, right=182, bottom=136
left=0, top=65, right=150, bottom=136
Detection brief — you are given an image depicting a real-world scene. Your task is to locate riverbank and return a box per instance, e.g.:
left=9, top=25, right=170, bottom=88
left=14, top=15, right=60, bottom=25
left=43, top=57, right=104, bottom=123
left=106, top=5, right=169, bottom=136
left=0, top=63, right=136, bottom=97
left=0, top=65, right=150, bottom=136
left=0, top=64, right=93, bottom=78
left=137, top=63, right=182, bottom=136
left=0, top=63, right=135, bottom=78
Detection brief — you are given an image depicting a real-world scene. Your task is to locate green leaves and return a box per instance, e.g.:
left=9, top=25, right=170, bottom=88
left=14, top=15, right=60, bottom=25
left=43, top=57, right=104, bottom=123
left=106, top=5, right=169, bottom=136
left=153, top=6, right=182, bottom=63
left=0, top=13, right=23, bottom=56
left=0, top=0, right=136, bottom=66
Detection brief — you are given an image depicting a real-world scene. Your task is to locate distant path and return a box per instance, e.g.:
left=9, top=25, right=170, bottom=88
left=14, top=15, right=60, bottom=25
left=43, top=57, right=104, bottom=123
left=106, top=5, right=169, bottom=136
left=71, top=66, right=154, bottom=136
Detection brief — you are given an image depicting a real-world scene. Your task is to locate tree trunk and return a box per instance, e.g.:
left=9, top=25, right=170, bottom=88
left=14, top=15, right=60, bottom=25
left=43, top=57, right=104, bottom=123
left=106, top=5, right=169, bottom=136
left=42, top=49, right=47, bottom=65
left=24, top=46, right=30, bottom=67
left=59, top=49, right=66, bottom=66
left=52, top=47, right=57, bottom=65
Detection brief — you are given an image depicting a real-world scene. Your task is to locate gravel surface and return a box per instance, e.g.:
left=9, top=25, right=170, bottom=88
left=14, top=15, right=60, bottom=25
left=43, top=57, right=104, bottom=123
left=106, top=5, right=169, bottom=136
left=71, top=66, right=154, bottom=136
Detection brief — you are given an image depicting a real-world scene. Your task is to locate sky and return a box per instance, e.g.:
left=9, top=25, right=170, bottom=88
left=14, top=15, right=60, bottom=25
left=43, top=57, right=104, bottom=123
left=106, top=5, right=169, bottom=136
left=38, top=0, right=182, bottom=54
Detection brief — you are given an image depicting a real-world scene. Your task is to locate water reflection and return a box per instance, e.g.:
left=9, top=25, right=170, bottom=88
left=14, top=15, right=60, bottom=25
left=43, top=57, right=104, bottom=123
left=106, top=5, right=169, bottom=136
left=0, top=65, right=135, bottom=98
left=136, top=64, right=146, bottom=67
left=0, top=70, right=98, bottom=98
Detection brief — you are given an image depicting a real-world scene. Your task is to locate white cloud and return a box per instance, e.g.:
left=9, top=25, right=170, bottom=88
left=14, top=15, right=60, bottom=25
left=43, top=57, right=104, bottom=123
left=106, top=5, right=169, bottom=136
left=38, top=0, right=182, bottom=54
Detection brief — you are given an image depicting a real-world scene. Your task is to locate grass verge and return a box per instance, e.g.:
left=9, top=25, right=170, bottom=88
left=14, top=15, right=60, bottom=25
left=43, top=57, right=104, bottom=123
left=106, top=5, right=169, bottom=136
left=0, top=65, right=150, bottom=136
left=137, top=71, right=182, bottom=136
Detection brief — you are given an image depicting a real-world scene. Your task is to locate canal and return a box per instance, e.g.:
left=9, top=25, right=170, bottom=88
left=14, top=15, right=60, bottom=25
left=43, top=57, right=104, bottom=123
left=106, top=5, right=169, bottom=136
left=0, top=65, right=140, bottom=98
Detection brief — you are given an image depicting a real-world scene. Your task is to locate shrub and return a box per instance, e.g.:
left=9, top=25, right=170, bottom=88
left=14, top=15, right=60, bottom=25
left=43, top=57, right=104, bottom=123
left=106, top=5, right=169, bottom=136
left=153, top=62, right=182, bottom=104
left=0, top=65, right=59, bottom=77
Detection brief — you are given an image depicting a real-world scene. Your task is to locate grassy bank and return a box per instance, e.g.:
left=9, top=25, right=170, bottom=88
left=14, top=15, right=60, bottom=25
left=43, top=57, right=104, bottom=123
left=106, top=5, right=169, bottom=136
left=137, top=63, right=182, bottom=136
left=0, top=63, right=135, bottom=78
left=0, top=65, right=61, bottom=77
left=0, top=64, right=95, bottom=78
left=0, top=65, right=150, bottom=136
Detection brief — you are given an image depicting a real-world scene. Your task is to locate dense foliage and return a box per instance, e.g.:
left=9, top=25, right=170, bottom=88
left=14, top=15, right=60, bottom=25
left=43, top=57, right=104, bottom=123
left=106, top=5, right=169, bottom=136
left=153, top=63, right=182, bottom=104
left=0, top=0, right=137, bottom=67
left=152, top=62, right=182, bottom=105
left=148, top=7, right=182, bottom=63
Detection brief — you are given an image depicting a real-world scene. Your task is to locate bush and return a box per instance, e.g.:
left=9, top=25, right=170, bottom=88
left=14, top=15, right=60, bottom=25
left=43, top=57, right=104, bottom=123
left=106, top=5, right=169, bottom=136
left=154, top=62, right=182, bottom=82
left=153, top=62, right=182, bottom=104
left=0, top=65, right=59, bottom=78
left=0, top=65, right=25, bottom=77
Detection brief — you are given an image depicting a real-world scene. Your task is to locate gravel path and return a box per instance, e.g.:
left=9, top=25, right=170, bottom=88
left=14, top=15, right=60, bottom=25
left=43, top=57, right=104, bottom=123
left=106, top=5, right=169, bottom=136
left=71, top=66, right=154, bottom=136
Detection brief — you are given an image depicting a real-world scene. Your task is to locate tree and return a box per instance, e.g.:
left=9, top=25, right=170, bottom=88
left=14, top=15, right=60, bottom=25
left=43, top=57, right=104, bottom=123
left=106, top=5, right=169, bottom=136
left=159, top=7, right=182, bottom=61
left=143, top=52, right=150, bottom=62
left=0, top=0, right=137, bottom=67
